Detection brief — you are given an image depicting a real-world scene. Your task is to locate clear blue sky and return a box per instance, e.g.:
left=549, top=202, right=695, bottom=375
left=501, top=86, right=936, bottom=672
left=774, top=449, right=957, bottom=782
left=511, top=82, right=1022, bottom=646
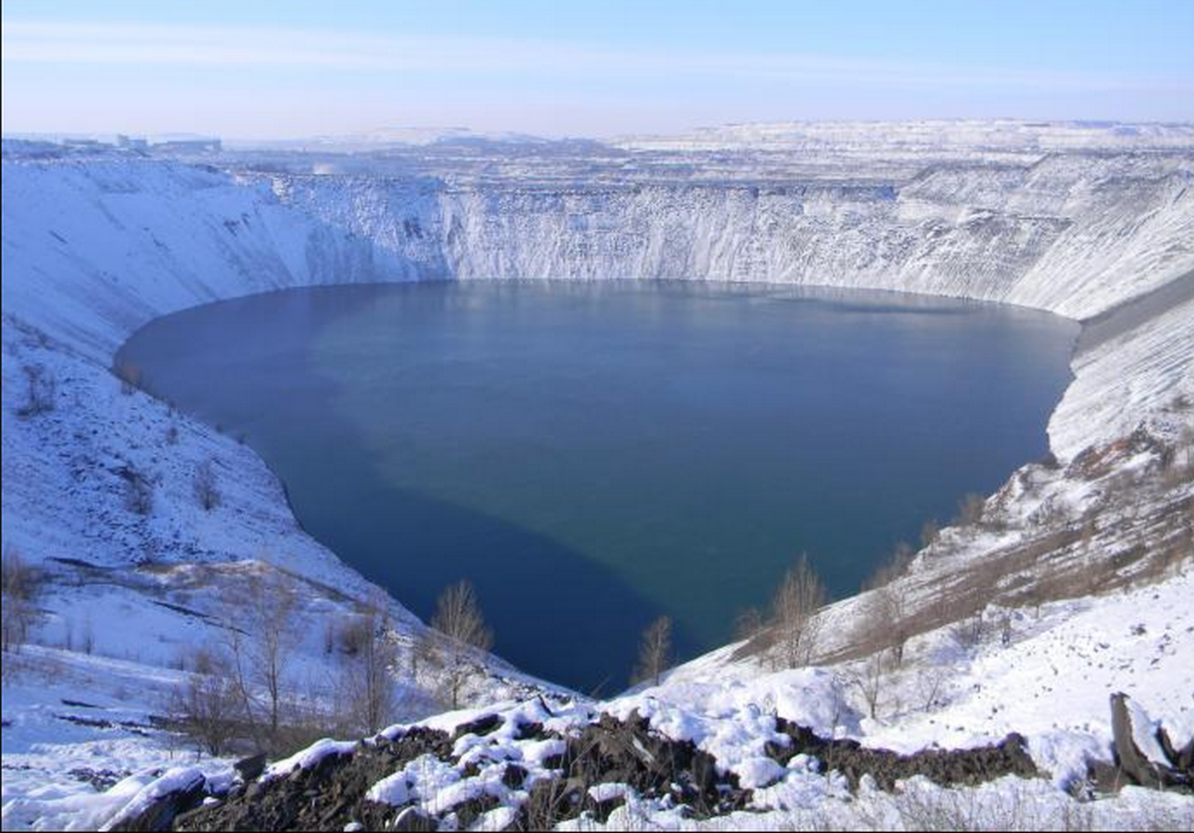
left=3, top=0, right=1191, bottom=138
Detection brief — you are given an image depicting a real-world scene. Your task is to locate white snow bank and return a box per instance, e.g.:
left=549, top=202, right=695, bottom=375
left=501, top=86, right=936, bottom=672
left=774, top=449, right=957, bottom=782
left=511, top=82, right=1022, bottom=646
left=263, top=739, right=358, bottom=781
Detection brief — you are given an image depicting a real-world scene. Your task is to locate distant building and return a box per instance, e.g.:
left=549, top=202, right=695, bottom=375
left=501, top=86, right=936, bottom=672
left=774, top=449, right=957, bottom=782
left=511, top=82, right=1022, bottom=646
left=116, top=134, right=149, bottom=151
left=151, top=138, right=222, bottom=155
left=61, top=137, right=105, bottom=148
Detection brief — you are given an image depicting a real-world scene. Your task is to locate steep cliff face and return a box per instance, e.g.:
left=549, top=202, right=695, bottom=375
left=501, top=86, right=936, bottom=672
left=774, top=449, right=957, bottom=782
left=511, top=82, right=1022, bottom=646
left=0, top=159, right=400, bottom=359
left=273, top=151, right=1194, bottom=323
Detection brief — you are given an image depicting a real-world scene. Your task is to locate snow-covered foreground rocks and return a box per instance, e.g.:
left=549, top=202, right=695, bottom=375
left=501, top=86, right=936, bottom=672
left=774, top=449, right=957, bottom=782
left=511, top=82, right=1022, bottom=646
left=2, top=121, right=1193, bottom=829
left=77, top=575, right=1194, bottom=829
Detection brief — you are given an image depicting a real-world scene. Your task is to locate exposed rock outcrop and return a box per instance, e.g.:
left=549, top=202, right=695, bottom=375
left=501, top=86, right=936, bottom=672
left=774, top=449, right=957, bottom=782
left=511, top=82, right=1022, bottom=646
left=145, top=712, right=1041, bottom=831
left=1087, top=693, right=1193, bottom=794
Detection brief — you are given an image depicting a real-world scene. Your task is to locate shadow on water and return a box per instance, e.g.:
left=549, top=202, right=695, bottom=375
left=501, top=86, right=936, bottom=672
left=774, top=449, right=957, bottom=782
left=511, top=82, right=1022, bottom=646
left=120, top=286, right=693, bottom=693
left=303, top=481, right=694, bottom=695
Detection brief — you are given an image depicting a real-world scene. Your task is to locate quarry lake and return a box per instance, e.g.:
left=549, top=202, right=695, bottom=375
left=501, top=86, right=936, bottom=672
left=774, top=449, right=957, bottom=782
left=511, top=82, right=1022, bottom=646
left=117, top=281, right=1078, bottom=692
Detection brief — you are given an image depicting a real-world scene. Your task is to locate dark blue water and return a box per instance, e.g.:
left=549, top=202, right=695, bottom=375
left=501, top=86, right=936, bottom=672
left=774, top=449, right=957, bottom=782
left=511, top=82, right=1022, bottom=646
left=117, top=281, right=1077, bottom=692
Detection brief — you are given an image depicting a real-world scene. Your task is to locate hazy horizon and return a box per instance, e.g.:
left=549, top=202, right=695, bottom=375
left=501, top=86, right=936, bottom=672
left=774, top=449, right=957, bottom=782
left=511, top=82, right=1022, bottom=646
left=3, top=0, right=1192, bottom=139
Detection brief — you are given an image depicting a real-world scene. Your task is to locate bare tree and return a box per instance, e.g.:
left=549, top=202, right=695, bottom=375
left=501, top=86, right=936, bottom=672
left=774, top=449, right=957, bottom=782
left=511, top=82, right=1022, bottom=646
left=171, top=647, right=242, bottom=757
left=862, top=545, right=914, bottom=667
left=1080, top=517, right=1098, bottom=552
left=850, top=652, right=885, bottom=720
left=771, top=554, right=827, bottom=669
left=956, top=493, right=986, bottom=527
left=409, top=625, right=440, bottom=682
left=632, top=615, right=673, bottom=688
left=919, top=519, right=941, bottom=549
left=81, top=616, right=95, bottom=655
left=874, top=585, right=911, bottom=666
left=15, top=364, right=56, bottom=418
left=734, top=607, right=764, bottom=642
left=323, top=620, right=336, bottom=656
left=1, top=546, right=42, bottom=656
left=225, top=569, right=301, bottom=751
left=337, top=595, right=401, bottom=735
left=952, top=608, right=987, bottom=650
left=916, top=663, right=951, bottom=712
left=999, top=613, right=1013, bottom=647
left=193, top=458, right=222, bottom=512
left=428, top=580, right=493, bottom=709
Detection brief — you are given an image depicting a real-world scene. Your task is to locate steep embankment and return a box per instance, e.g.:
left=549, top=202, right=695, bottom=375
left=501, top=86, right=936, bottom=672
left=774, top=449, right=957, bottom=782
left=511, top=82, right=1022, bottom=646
left=2, top=124, right=1192, bottom=830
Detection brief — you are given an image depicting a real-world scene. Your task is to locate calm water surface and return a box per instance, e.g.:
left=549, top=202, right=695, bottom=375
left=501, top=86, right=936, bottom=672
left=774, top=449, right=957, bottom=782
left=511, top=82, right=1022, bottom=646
left=118, top=281, right=1077, bottom=691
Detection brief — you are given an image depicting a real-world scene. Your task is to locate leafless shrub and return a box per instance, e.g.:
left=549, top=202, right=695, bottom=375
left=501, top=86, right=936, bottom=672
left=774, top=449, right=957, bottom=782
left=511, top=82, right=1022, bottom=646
left=849, top=651, right=886, bottom=720
left=770, top=554, right=827, bottom=669
left=1079, top=516, right=1098, bottom=551
left=955, top=493, right=986, bottom=527
left=916, top=663, right=952, bottom=712
left=920, top=519, right=941, bottom=549
left=193, top=458, right=222, bottom=512
left=113, top=360, right=142, bottom=395
left=428, top=580, right=493, bottom=709
left=861, top=545, right=914, bottom=666
left=224, top=568, right=302, bottom=752
left=408, top=627, right=438, bottom=679
left=61, top=617, right=76, bottom=652
left=886, top=781, right=1080, bottom=832
left=951, top=609, right=987, bottom=650
left=1161, top=427, right=1194, bottom=487
left=868, top=543, right=914, bottom=589
left=871, top=587, right=912, bottom=667
left=81, top=617, right=95, bottom=655
left=1, top=546, right=43, bottom=657
left=270, top=706, right=344, bottom=762
left=335, top=594, right=401, bottom=736
left=122, top=465, right=154, bottom=516
left=170, top=647, right=242, bottom=757
left=1, top=546, right=39, bottom=605
left=335, top=617, right=371, bottom=657
left=15, top=364, right=56, bottom=417
left=632, top=615, right=673, bottom=688
left=734, top=606, right=764, bottom=642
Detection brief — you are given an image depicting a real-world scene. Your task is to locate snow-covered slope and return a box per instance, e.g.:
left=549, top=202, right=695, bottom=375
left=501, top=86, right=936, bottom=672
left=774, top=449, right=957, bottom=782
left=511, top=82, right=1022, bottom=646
left=2, top=121, right=1192, bottom=830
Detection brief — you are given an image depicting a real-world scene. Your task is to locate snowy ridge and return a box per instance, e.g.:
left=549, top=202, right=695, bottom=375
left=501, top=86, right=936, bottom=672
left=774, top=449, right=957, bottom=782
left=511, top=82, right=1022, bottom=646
left=614, top=119, right=1194, bottom=154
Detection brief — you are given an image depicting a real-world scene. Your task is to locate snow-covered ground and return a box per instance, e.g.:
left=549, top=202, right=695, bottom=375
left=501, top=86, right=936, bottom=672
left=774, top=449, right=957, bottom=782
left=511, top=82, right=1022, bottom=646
left=2, top=121, right=1192, bottom=829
